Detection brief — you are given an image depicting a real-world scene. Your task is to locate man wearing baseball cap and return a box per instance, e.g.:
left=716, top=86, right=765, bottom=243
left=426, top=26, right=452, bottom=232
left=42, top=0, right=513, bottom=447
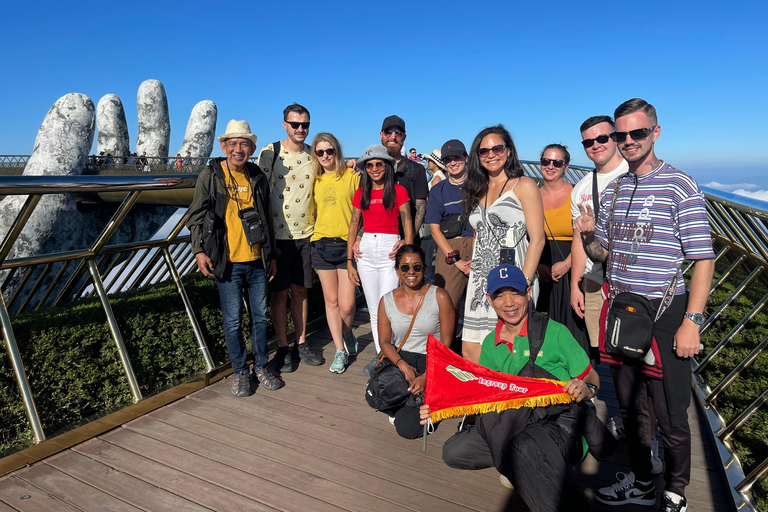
left=421, top=264, right=601, bottom=510
left=187, top=120, right=283, bottom=396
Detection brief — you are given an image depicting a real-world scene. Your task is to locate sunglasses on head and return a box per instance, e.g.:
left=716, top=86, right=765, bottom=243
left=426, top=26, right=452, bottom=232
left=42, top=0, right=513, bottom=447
left=384, top=128, right=405, bottom=136
left=399, top=263, right=425, bottom=273
left=581, top=134, right=612, bottom=148
left=286, top=121, right=310, bottom=130
left=611, top=126, right=656, bottom=143
left=365, top=161, right=385, bottom=171
left=477, top=144, right=506, bottom=158
left=540, top=158, right=565, bottom=168
left=315, top=148, right=336, bottom=157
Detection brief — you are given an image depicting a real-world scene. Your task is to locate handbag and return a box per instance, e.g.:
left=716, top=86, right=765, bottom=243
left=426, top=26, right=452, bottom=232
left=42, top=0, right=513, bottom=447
left=314, top=237, right=348, bottom=265
left=439, top=214, right=467, bottom=239
left=365, top=285, right=431, bottom=411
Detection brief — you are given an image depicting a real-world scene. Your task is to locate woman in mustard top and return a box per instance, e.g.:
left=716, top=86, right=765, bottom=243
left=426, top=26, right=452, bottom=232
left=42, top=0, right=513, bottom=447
left=536, top=144, right=589, bottom=355
left=310, top=133, right=361, bottom=374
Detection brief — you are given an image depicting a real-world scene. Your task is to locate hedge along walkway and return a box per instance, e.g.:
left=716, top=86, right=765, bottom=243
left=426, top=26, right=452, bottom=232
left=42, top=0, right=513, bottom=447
left=0, top=308, right=731, bottom=511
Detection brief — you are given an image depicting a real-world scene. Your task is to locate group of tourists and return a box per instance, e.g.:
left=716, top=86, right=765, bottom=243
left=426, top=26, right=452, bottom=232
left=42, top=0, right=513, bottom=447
left=187, top=99, right=713, bottom=512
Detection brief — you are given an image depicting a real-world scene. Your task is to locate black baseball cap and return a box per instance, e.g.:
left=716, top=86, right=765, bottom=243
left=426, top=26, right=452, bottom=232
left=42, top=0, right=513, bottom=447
left=441, top=139, right=467, bottom=158
left=381, top=115, right=406, bottom=132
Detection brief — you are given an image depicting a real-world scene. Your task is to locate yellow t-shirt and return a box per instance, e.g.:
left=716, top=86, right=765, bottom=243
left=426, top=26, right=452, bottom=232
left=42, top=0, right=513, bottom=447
left=544, top=196, right=574, bottom=241
left=311, top=170, right=361, bottom=241
left=222, top=163, right=261, bottom=263
left=258, top=142, right=315, bottom=240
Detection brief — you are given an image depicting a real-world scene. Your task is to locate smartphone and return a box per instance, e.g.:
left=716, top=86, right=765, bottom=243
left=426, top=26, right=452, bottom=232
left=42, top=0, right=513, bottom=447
left=499, top=247, right=516, bottom=265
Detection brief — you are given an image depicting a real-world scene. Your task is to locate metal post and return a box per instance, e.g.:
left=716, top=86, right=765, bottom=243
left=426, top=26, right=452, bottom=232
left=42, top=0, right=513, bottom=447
left=161, top=248, right=215, bottom=372
left=0, top=293, right=45, bottom=443
left=86, top=259, right=142, bottom=402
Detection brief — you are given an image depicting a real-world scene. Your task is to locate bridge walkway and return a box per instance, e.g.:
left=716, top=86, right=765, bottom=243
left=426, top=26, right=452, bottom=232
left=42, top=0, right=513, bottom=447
left=0, top=308, right=731, bottom=511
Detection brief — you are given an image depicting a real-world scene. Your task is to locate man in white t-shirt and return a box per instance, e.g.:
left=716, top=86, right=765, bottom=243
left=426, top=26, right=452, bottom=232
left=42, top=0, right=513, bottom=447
left=570, top=115, right=628, bottom=351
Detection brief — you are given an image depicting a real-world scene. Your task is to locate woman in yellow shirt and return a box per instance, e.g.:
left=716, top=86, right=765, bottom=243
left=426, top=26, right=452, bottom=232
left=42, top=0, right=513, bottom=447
left=310, top=133, right=361, bottom=374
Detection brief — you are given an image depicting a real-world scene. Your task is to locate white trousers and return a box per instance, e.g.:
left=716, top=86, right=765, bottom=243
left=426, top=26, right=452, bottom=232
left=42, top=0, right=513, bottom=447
left=357, top=233, right=400, bottom=352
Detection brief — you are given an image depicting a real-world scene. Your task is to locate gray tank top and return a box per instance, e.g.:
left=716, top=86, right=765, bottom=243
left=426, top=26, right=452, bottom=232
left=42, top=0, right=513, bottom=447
left=383, top=285, right=440, bottom=355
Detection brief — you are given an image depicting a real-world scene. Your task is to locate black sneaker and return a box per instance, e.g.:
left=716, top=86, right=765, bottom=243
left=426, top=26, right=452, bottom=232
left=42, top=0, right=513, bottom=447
left=595, top=471, right=656, bottom=506
left=254, top=365, right=284, bottom=391
left=271, top=345, right=295, bottom=373
left=661, top=493, right=687, bottom=512
left=298, top=342, right=324, bottom=366
left=231, top=371, right=252, bottom=397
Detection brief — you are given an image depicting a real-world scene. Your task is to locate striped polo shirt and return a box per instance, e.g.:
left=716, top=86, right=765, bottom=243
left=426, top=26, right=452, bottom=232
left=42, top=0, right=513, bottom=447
left=595, top=162, right=714, bottom=300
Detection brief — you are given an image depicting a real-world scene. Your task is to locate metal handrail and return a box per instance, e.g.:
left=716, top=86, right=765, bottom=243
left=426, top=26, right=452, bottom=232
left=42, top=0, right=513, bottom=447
left=1, top=166, right=767, bottom=510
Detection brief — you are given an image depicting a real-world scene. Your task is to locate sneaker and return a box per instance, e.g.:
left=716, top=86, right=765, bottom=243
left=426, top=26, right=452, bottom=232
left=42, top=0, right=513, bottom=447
left=343, top=330, right=358, bottom=356
left=271, top=345, right=295, bottom=373
left=651, top=436, right=663, bottom=475
left=297, top=342, right=324, bottom=366
left=388, top=415, right=396, bottom=426
left=595, top=472, right=656, bottom=506
left=330, top=349, right=348, bottom=374
left=254, top=365, right=284, bottom=391
left=363, top=354, right=379, bottom=375
left=607, top=415, right=626, bottom=440
left=499, top=474, right=514, bottom=490
left=231, top=372, right=252, bottom=397
left=661, top=492, right=687, bottom=512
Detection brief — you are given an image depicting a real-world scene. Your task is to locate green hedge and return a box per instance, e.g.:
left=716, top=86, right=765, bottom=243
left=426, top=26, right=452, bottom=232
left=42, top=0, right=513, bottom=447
left=1, top=272, right=325, bottom=456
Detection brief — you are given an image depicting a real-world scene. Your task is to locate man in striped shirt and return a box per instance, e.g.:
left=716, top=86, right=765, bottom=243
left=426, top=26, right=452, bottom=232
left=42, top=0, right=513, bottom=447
left=575, top=98, right=714, bottom=512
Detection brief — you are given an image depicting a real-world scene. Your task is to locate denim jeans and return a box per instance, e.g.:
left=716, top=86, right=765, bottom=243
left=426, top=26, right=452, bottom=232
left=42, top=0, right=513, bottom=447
left=216, top=261, right=269, bottom=373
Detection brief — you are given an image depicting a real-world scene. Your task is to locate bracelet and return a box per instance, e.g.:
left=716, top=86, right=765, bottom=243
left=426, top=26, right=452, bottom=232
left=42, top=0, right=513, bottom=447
left=445, top=250, right=461, bottom=265
left=525, top=276, right=534, bottom=284
left=394, top=358, right=403, bottom=366
left=346, top=258, right=354, bottom=262
left=585, top=383, right=598, bottom=396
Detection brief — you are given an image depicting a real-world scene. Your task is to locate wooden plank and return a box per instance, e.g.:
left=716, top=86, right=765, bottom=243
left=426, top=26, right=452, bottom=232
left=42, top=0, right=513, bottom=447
left=44, top=450, right=210, bottom=512
left=0, top=475, right=81, bottom=512
left=101, top=428, right=345, bottom=512
left=152, top=401, right=507, bottom=511
left=72, top=439, right=272, bottom=511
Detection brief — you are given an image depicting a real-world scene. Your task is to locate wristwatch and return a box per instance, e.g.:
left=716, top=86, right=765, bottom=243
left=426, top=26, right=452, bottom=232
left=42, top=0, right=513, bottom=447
left=684, top=312, right=706, bottom=325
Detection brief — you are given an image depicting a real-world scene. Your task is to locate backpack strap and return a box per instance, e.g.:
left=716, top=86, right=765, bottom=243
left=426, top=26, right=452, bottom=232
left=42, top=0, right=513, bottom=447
left=522, top=310, right=549, bottom=375
left=271, top=141, right=281, bottom=170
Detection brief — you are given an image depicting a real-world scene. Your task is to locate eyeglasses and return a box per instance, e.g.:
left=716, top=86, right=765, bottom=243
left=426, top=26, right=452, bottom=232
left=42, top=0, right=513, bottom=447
left=365, top=161, right=385, bottom=171
left=611, top=126, right=656, bottom=143
left=477, top=144, right=506, bottom=158
left=398, top=263, right=425, bottom=273
left=540, top=158, right=565, bottom=168
left=315, top=148, right=336, bottom=157
left=384, top=128, right=405, bottom=136
left=581, top=134, right=612, bottom=148
left=286, top=121, right=310, bottom=130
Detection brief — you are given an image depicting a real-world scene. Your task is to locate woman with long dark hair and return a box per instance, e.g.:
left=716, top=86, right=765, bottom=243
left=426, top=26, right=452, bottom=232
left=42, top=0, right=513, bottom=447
left=347, top=144, right=414, bottom=374
left=461, top=125, right=545, bottom=362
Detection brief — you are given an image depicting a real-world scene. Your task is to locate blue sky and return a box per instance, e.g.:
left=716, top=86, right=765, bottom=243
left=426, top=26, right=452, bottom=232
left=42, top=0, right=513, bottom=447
left=1, top=1, right=766, bottom=192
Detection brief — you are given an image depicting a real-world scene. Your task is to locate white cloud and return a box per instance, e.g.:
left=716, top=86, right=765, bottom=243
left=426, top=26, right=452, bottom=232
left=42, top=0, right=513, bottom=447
left=730, top=189, right=768, bottom=202
left=704, top=181, right=760, bottom=192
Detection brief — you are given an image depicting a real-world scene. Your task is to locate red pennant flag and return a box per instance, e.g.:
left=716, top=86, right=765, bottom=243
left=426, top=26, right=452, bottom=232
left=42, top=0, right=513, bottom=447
left=425, top=334, right=574, bottom=423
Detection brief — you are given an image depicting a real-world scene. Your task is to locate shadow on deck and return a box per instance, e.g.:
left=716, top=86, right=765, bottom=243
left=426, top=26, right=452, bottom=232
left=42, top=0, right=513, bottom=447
left=0, top=308, right=731, bottom=511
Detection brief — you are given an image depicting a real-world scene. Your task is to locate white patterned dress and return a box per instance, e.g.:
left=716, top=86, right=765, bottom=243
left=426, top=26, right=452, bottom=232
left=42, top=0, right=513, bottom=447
left=462, top=184, right=538, bottom=343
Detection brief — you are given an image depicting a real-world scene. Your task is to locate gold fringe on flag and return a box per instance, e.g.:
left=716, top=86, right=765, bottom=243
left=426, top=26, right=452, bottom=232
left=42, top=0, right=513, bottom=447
left=429, top=392, right=574, bottom=423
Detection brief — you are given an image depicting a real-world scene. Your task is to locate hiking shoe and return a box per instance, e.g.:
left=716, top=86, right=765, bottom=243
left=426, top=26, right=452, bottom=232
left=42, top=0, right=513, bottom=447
left=298, top=342, right=324, bottom=366
left=499, top=474, right=514, bottom=490
left=231, top=372, right=252, bottom=397
left=330, top=349, right=348, bottom=374
left=254, top=365, right=284, bottom=391
left=595, top=472, right=656, bottom=506
left=661, top=492, right=687, bottom=512
left=651, top=436, right=663, bottom=475
left=607, top=415, right=626, bottom=440
left=363, top=354, right=379, bottom=375
left=270, top=345, right=295, bottom=373
left=343, top=330, right=358, bottom=356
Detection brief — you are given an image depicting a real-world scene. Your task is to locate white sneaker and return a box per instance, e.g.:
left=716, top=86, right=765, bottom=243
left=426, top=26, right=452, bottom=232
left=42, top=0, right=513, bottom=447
left=651, top=436, right=663, bottom=475
left=499, top=474, right=514, bottom=489
left=595, top=471, right=656, bottom=506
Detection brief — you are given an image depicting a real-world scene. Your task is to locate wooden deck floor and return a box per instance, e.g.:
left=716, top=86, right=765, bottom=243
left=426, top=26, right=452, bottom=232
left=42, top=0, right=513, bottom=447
left=0, top=308, right=731, bottom=511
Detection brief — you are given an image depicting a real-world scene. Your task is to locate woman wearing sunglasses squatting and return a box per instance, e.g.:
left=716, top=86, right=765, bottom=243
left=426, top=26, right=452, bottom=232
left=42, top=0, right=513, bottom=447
left=310, top=133, right=361, bottom=374
left=347, top=145, right=414, bottom=374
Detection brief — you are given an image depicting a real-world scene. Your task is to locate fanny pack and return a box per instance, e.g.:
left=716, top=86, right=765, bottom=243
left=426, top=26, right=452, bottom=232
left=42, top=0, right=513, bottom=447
left=313, top=237, right=347, bottom=265
left=439, top=214, right=467, bottom=239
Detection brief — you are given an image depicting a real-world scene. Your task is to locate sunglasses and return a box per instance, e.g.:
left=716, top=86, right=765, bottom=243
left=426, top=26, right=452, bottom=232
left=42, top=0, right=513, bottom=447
left=365, top=161, right=385, bottom=171
left=477, top=144, right=506, bottom=158
left=399, top=263, right=425, bottom=273
left=315, top=148, right=336, bottom=157
left=581, top=134, right=612, bottom=148
left=540, top=158, right=565, bottom=168
left=611, top=126, right=656, bottom=143
left=384, top=128, right=405, bottom=136
left=286, top=121, right=310, bottom=130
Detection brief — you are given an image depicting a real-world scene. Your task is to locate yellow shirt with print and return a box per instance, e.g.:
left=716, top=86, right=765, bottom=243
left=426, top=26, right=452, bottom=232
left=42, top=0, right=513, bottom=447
left=223, top=163, right=261, bottom=263
left=311, top=170, right=361, bottom=241
left=257, top=143, right=315, bottom=240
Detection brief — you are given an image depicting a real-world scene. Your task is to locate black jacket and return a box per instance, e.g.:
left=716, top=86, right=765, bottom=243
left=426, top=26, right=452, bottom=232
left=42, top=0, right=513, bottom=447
left=187, top=158, right=278, bottom=279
